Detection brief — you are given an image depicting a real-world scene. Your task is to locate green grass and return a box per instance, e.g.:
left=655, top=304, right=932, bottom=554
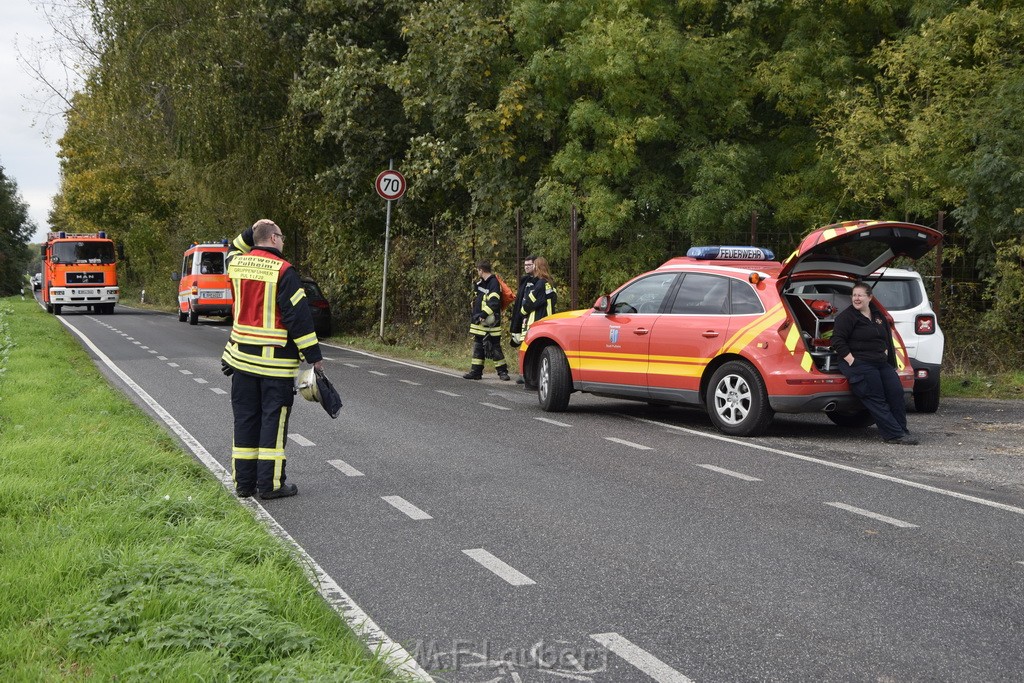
left=331, top=334, right=521, bottom=376
left=941, top=370, right=1024, bottom=400
left=0, top=297, right=408, bottom=681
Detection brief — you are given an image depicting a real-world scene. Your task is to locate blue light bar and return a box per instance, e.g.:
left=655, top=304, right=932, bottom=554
left=687, top=246, right=775, bottom=260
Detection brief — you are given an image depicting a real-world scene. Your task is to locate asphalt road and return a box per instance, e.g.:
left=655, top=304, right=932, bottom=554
left=51, top=304, right=1024, bottom=682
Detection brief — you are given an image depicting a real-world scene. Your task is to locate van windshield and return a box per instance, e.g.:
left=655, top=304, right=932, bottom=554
left=52, top=241, right=116, bottom=264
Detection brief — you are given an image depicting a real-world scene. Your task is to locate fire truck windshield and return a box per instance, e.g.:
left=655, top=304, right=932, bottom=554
left=52, top=241, right=116, bottom=264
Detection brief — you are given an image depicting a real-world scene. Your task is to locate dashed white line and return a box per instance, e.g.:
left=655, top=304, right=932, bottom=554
left=148, top=350, right=158, bottom=354
left=193, top=378, right=208, bottom=384
left=462, top=549, right=536, bottom=586
left=157, top=356, right=168, bottom=360
left=435, top=390, right=461, bottom=397
left=382, top=496, right=433, bottom=520
left=398, top=379, right=421, bottom=386
left=289, top=433, right=316, bottom=447
left=825, top=502, right=918, bottom=528
left=696, top=464, right=761, bottom=482
left=211, top=388, right=227, bottom=395
left=140, top=345, right=149, bottom=349
left=328, top=459, right=364, bottom=477
left=480, top=402, right=511, bottom=411
left=179, top=369, right=193, bottom=375
left=369, top=370, right=389, bottom=377
left=534, top=417, right=571, bottom=428
left=132, top=341, right=141, bottom=345
left=167, top=362, right=178, bottom=367
left=605, top=437, right=651, bottom=451
left=590, top=633, right=692, bottom=683
left=343, top=363, right=360, bottom=368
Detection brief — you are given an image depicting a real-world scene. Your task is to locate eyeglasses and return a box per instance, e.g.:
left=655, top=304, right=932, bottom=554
left=272, top=232, right=284, bottom=240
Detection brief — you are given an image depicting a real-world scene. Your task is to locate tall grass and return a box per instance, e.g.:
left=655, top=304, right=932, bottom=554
left=0, top=298, right=405, bottom=681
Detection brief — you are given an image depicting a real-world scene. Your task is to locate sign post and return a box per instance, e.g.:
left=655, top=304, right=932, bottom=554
left=375, top=164, right=407, bottom=337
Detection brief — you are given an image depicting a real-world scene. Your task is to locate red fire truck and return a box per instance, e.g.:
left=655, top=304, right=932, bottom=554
left=40, top=231, right=120, bottom=315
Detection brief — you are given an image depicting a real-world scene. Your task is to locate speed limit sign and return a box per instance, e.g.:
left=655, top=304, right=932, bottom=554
left=375, top=170, right=407, bottom=201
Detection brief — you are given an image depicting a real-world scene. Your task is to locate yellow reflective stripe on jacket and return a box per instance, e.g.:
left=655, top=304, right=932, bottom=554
left=221, top=344, right=300, bottom=378
left=293, top=331, right=318, bottom=350
left=290, top=288, right=306, bottom=306
left=230, top=322, right=288, bottom=345
left=481, top=291, right=499, bottom=316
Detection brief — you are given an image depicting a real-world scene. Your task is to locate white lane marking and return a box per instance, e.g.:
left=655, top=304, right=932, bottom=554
left=481, top=402, right=511, bottom=411
left=325, top=343, right=456, bottom=378
left=436, top=390, right=461, bottom=397
left=56, top=317, right=433, bottom=682
left=179, top=369, right=193, bottom=375
left=328, top=459, right=364, bottom=477
left=157, top=356, right=168, bottom=360
left=369, top=370, right=389, bottom=377
left=605, top=437, right=651, bottom=451
left=382, top=496, right=433, bottom=520
left=167, top=362, right=179, bottom=367
left=211, top=388, right=227, bottom=395
left=462, top=549, right=536, bottom=586
left=825, top=502, right=919, bottom=528
left=398, top=379, right=421, bottom=386
left=140, top=345, right=149, bottom=349
left=534, top=417, right=571, bottom=428
left=590, top=633, right=692, bottom=683
left=626, top=415, right=1024, bottom=517
left=289, top=433, right=316, bottom=447
left=696, top=464, right=762, bottom=482
left=193, top=378, right=208, bottom=384
left=132, top=341, right=141, bottom=345
left=344, top=363, right=360, bottom=368
left=148, top=350, right=158, bottom=354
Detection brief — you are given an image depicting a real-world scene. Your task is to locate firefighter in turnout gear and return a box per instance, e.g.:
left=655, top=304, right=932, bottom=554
left=520, top=256, right=558, bottom=336
left=221, top=219, right=323, bottom=499
left=464, top=260, right=510, bottom=381
left=508, top=255, right=537, bottom=348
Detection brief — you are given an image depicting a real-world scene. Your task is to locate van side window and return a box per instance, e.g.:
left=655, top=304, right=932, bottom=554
left=730, top=280, right=765, bottom=315
left=183, top=253, right=194, bottom=276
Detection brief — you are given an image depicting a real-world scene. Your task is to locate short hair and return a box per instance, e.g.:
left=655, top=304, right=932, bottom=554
left=852, top=280, right=873, bottom=296
left=252, top=219, right=280, bottom=244
left=476, top=260, right=492, bottom=273
left=524, top=254, right=537, bottom=263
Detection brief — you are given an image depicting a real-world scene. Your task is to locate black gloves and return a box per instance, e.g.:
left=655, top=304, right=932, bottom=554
left=221, top=360, right=234, bottom=376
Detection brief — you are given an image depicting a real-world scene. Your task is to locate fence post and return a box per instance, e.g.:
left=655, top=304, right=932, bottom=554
left=515, top=208, right=523, bottom=280
left=570, top=204, right=579, bottom=309
left=750, top=211, right=758, bottom=246
left=934, top=210, right=944, bottom=315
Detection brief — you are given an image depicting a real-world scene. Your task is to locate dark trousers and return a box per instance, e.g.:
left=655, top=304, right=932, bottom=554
left=470, top=334, right=507, bottom=373
left=231, top=370, right=295, bottom=493
left=840, top=359, right=908, bottom=440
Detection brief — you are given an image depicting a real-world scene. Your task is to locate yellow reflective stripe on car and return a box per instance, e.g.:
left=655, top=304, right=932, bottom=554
left=722, top=304, right=785, bottom=353
left=784, top=322, right=801, bottom=352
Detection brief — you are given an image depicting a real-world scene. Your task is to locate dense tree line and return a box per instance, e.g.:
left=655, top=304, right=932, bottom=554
left=0, top=163, right=34, bottom=295
left=50, top=0, right=1024, bottom=367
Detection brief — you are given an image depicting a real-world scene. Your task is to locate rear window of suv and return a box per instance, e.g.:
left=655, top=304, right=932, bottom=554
left=871, top=278, right=923, bottom=311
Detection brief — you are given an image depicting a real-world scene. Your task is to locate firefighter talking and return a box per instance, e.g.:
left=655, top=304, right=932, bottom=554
left=221, top=219, right=323, bottom=500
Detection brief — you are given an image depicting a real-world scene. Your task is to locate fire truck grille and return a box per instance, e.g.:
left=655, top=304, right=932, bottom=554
left=66, top=272, right=104, bottom=284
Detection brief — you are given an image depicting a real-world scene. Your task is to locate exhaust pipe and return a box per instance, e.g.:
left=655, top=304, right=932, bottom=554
left=823, top=401, right=837, bottom=412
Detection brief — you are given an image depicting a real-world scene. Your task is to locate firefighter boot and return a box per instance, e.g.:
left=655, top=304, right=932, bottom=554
left=261, top=483, right=298, bottom=500
left=463, top=368, right=482, bottom=380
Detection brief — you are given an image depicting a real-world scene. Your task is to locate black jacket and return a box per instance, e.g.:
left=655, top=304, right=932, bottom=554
left=830, top=304, right=895, bottom=366
left=509, top=273, right=538, bottom=334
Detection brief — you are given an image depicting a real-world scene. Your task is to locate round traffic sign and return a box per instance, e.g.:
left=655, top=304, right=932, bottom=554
left=375, top=170, right=407, bottom=201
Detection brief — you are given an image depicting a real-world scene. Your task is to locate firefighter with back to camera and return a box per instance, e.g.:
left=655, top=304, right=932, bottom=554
left=221, top=219, right=323, bottom=499
left=464, top=260, right=510, bottom=381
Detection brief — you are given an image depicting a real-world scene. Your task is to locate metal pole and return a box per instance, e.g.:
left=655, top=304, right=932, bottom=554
left=570, top=204, right=579, bottom=309
left=750, top=211, right=758, bottom=246
left=934, top=210, right=944, bottom=315
left=515, top=208, right=523, bottom=279
left=379, top=159, right=393, bottom=338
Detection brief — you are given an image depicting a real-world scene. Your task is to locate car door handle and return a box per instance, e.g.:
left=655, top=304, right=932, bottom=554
left=633, top=328, right=650, bottom=335
left=702, top=330, right=720, bottom=338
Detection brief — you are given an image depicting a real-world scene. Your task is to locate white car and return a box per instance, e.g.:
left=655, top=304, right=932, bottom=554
left=871, top=267, right=943, bottom=412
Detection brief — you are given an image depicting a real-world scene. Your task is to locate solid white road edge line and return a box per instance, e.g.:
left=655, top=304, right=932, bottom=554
left=589, top=633, right=693, bottom=683
left=534, top=417, right=571, bottom=428
left=462, top=549, right=536, bottom=586
left=58, top=317, right=433, bottom=682
left=696, top=464, right=762, bottom=482
left=605, top=437, right=652, bottom=451
left=288, top=433, right=316, bottom=447
left=825, top=502, right=919, bottom=528
left=382, top=496, right=433, bottom=520
left=627, top=415, right=1024, bottom=517
left=328, top=459, right=364, bottom=477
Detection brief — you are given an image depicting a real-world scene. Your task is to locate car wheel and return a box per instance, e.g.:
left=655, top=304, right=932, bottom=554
left=538, top=345, right=572, bottom=412
left=706, top=361, right=773, bottom=436
left=826, top=409, right=875, bottom=428
left=914, top=387, right=940, bottom=413
left=45, top=303, right=53, bottom=314
left=188, top=306, right=198, bottom=325
left=53, top=304, right=62, bottom=315
left=178, top=309, right=188, bottom=322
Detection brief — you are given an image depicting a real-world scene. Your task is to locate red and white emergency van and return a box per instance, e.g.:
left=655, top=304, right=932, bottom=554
left=173, top=241, right=232, bottom=325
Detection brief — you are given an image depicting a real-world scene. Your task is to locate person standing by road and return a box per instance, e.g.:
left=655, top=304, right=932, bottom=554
left=520, top=256, right=558, bottom=336
left=831, top=281, right=917, bottom=445
left=221, top=219, right=324, bottom=499
left=464, top=260, right=510, bottom=381
left=508, top=255, right=537, bottom=349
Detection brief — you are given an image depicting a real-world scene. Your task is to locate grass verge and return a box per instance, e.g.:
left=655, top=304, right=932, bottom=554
left=0, top=297, right=407, bottom=681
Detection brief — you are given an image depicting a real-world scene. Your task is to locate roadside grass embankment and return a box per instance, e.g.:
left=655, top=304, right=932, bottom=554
left=0, top=297, right=404, bottom=681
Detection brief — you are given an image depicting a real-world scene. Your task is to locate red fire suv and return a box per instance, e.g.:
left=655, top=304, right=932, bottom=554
left=518, top=220, right=943, bottom=436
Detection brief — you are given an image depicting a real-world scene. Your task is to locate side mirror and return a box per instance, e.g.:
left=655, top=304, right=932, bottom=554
left=593, top=295, right=610, bottom=313
left=40, top=245, right=46, bottom=258
left=171, top=272, right=181, bottom=281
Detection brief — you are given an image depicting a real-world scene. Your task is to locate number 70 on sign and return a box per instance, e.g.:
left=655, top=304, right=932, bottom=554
left=375, top=170, right=407, bottom=200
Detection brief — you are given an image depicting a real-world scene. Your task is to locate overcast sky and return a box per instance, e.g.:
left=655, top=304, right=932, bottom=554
left=1, top=0, right=85, bottom=244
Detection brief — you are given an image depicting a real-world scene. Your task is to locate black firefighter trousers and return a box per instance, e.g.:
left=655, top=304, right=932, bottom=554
left=231, top=370, right=294, bottom=494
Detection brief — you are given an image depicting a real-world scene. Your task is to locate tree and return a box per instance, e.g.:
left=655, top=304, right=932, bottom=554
left=0, top=163, right=36, bottom=295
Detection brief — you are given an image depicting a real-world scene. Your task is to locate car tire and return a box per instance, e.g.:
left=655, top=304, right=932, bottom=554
left=538, top=345, right=572, bottom=412
left=706, top=361, right=773, bottom=436
left=188, top=306, right=198, bottom=325
left=826, top=409, right=875, bottom=428
left=914, top=387, right=940, bottom=413
left=53, top=304, right=62, bottom=315
left=178, top=309, right=188, bottom=322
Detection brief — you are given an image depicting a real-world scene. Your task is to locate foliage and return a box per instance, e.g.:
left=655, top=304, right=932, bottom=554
left=0, top=164, right=35, bottom=296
